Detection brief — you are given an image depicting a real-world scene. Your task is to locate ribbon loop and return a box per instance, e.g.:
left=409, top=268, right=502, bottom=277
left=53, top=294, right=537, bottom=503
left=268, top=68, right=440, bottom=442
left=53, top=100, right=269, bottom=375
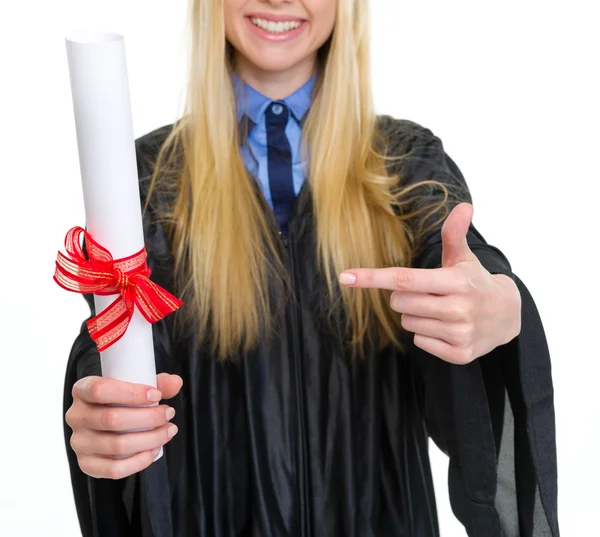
left=114, top=268, right=129, bottom=291
left=54, top=226, right=183, bottom=352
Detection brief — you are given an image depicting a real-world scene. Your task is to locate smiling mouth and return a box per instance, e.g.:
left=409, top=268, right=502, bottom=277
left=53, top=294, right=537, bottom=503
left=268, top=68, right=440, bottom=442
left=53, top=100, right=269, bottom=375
left=249, top=17, right=304, bottom=34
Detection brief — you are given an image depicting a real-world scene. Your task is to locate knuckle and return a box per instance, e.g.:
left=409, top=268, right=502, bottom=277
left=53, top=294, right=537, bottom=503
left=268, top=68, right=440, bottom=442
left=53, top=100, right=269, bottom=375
left=453, top=324, right=473, bottom=346
left=77, top=455, right=95, bottom=477
left=451, top=302, right=472, bottom=320
left=66, top=404, right=84, bottom=430
left=69, top=432, right=79, bottom=453
left=110, top=435, right=129, bottom=456
left=449, top=304, right=463, bottom=320
left=395, top=270, right=413, bottom=290
left=126, top=382, right=140, bottom=401
left=107, top=462, right=126, bottom=480
left=72, top=377, right=84, bottom=397
left=72, top=377, right=90, bottom=400
left=64, top=406, right=74, bottom=427
left=453, top=346, right=473, bottom=365
left=89, top=379, right=106, bottom=402
left=101, top=409, right=121, bottom=430
left=76, top=455, right=88, bottom=473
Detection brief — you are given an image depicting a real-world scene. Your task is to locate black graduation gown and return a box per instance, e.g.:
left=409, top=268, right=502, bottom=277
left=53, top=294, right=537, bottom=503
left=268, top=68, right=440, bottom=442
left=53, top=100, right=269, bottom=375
left=62, top=116, right=559, bottom=537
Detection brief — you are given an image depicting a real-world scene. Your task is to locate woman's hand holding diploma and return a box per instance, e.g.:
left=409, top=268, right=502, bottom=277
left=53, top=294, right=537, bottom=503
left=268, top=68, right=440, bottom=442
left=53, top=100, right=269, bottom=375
left=61, top=32, right=184, bottom=466
left=65, top=373, right=183, bottom=479
left=339, top=202, right=522, bottom=365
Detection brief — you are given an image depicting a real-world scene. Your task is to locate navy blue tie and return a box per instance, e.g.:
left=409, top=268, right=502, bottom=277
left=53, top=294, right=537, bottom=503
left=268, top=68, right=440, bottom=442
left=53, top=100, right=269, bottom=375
left=265, top=101, right=295, bottom=236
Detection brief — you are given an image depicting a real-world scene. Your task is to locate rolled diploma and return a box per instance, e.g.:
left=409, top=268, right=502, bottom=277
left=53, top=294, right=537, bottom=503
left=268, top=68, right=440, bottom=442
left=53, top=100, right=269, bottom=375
left=66, top=30, right=163, bottom=461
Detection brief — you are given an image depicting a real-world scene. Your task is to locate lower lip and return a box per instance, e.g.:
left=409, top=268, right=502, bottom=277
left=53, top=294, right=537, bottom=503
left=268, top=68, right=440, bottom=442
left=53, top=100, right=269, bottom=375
left=245, top=17, right=308, bottom=43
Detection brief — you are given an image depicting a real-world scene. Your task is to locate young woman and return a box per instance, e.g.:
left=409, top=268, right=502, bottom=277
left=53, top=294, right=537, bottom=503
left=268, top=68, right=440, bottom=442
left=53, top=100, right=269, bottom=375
left=63, top=1, right=559, bottom=536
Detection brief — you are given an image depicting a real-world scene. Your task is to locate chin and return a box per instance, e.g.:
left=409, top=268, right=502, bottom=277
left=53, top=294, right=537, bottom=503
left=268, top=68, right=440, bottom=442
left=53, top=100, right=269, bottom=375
left=245, top=50, right=306, bottom=73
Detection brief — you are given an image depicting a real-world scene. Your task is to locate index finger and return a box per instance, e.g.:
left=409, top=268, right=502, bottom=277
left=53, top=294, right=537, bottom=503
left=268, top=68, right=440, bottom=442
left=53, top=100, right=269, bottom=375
left=73, top=376, right=162, bottom=406
left=339, top=267, right=457, bottom=295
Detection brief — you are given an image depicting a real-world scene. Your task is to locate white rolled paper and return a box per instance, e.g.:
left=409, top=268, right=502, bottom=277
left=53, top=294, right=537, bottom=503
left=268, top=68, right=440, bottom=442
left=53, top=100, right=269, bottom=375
left=66, top=30, right=163, bottom=461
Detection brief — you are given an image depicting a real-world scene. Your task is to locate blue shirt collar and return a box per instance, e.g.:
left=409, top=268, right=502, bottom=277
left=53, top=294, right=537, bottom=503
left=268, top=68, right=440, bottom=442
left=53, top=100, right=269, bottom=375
left=231, top=71, right=316, bottom=127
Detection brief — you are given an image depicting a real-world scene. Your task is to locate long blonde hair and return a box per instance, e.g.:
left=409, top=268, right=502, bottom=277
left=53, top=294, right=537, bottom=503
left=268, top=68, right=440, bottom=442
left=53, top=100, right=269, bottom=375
left=143, top=0, right=454, bottom=360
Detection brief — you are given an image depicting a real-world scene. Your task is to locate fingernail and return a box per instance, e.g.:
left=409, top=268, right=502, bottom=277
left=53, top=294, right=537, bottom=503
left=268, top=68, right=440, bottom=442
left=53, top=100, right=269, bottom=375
left=167, top=424, right=178, bottom=438
left=166, top=407, right=176, bottom=421
left=151, top=447, right=161, bottom=456
left=339, top=272, right=357, bottom=285
left=147, top=389, right=162, bottom=402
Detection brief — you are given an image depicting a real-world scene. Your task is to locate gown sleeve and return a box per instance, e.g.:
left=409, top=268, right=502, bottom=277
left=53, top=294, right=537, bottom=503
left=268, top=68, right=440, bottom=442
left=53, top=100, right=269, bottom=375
left=394, top=119, right=560, bottom=537
left=62, top=129, right=178, bottom=537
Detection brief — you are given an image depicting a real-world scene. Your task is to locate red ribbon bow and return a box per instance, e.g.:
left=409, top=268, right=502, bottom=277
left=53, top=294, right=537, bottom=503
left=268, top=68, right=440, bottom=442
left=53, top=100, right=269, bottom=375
left=54, top=226, right=183, bottom=352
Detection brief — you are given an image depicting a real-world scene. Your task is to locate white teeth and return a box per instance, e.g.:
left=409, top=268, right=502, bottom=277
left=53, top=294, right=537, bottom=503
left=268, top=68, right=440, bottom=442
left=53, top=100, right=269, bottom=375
left=250, top=17, right=302, bottom=33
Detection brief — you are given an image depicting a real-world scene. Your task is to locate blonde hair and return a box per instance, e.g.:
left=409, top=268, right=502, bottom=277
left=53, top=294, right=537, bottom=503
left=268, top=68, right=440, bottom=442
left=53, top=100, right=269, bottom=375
left=143, top=0, right=454, bottom=360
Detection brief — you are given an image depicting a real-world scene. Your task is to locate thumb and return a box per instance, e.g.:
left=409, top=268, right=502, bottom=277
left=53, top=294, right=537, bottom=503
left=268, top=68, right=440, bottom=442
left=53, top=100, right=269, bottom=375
left=156, top=372, right=183, bottom=400
left=441, top=202, right=477, bottom=267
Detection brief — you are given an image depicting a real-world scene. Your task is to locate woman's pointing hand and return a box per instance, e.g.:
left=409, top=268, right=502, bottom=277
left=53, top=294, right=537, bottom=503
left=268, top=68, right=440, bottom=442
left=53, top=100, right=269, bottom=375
left=339, top=203, right=521, bottom=365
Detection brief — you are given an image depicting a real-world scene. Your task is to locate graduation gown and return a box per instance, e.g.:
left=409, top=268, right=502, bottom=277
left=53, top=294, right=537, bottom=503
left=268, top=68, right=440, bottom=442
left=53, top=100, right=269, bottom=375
left=62, top=116, right=559, bottom=537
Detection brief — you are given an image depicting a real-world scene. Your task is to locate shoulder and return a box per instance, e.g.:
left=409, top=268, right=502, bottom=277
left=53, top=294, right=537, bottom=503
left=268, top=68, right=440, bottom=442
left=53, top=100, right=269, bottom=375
left=133, top=124, right=179, bottom=271
left=375, top=114, right=446, bottom=160
left=135, top=122, right=177, bottom=174
left=134, top=122, right=181, bottom=203
left=375, top=114, right=437, bottom=139
left=374, top=114, right=472, bottom=203
left=374, top=114, right=458, bottom=179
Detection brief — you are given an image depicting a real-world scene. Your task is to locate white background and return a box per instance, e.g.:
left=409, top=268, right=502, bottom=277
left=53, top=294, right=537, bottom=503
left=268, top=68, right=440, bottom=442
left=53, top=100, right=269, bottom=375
left=1, top=1, right=598, bottom=535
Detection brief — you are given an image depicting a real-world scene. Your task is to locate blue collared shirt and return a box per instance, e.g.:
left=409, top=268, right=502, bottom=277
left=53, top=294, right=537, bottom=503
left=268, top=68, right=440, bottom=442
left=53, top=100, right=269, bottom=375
left=231, top=72, right=316, bottom=210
